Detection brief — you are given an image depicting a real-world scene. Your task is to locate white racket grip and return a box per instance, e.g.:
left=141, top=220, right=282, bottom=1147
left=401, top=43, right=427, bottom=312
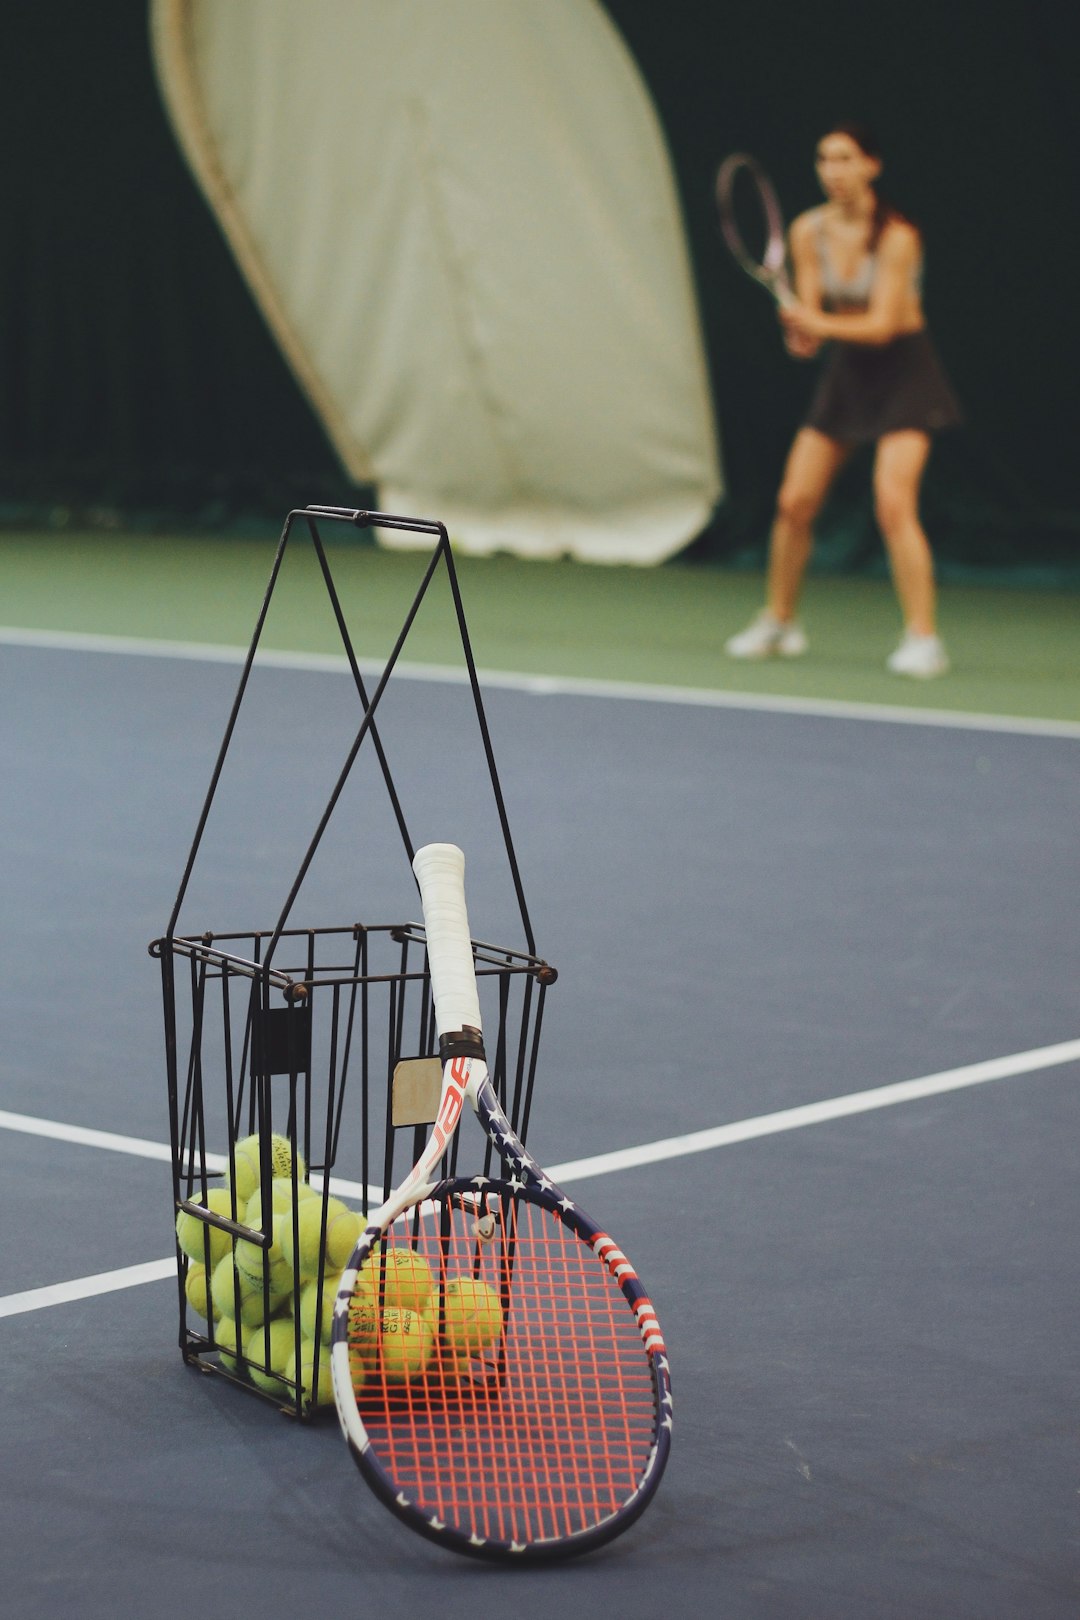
left=412, top=843, right=483, bottom=1038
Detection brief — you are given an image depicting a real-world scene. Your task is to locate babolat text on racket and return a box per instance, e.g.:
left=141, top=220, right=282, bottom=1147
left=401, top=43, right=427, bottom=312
left=331, top=843, right=672, bottom=1562
left=716, top=151, right=795, bottom=306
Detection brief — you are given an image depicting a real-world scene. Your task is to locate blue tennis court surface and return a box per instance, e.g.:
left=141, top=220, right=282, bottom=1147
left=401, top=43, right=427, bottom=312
left=2, top=641, right=1077, bottom=1617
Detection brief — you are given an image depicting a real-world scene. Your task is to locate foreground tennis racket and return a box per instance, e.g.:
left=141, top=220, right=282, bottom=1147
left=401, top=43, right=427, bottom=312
left=331, top=843, right=672, bottom=1562
left=716, top=151, right=794, bottom=306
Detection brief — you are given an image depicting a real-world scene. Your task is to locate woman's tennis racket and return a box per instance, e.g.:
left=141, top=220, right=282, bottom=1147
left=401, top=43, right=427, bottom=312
left=715, top=152, right=794, bottom=307
left=331, top=843, right=672, bottom=1563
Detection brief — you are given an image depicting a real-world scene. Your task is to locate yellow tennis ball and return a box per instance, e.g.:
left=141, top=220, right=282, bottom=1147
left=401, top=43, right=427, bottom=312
left=349, top=1349, right=367, bottom=1399
left=375, top=1248, right=435, bottom=1314
left=297, top=1268, right=369, bottom=1342
left=306, top=1275, right=377, bottom=1391
left=234, top=1188, right=294, bottom=1294
left=440, top=1276, right=503, bottom=1356
left=348, top=1290, right=379, bottom=1351
left=283, top=1196, right=362, bottom=1280
left=346, top=1291, right=381, bottom=1384
left=298, top=1273, right=333, bottom=1341
left=228, top=1134, right=266, bottom=1204
left=184, top=1262, right=213, bottom=1321
left=215, top=1315, right=240, bottom=1374
left=270, top=1175, right=317, bottom=1205
left=228, top=1133, right=306, bottom=1204
left=241, top=1179, right=317, bottom=1289
left=378, top=1307, right=433, bottom=1382
left=175, top=1186, right=242, bottom=1270
left=286, top=1335, right=335, bottom=1410
left=249, top=1179, right=291, bottom=1218
left=210, top=1254, right=287, bottom=1326
left=243, top=1318, right=297, bottom=1394
left=347, top=1334, right=369, bottom=1398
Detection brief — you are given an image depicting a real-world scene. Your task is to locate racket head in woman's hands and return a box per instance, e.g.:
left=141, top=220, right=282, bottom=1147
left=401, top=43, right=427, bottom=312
left=716, top=152, right=795, bottom=306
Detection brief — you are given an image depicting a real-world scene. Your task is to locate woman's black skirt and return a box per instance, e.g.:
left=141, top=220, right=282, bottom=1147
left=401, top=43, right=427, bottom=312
left=804, top=328, right=963, bottom=443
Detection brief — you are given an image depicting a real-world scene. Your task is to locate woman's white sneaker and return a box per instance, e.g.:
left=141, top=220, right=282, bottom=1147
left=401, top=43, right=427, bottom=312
left=886, top=632, right=949, bottom=678
left=725, top=612, right=808, bottom=660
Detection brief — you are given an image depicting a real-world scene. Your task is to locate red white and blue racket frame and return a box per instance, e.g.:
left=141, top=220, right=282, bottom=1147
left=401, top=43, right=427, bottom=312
left=330, top=843, right=673, bottom=1562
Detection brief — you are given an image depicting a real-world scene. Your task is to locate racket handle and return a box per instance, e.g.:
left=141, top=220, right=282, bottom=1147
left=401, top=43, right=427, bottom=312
left=412, top=843, right=484, bottom=1039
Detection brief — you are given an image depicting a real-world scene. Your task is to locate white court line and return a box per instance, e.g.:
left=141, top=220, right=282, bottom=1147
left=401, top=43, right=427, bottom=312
left=2, top=625, right=1078, bottom=738
left=0, top=1260, right=178, bottom=1319
left=0, top=1113, right=177, bottom=1164
left=548, top=1037, right=1080, bottom=1182
left=2, top=1037, right=1077, bottom=1319
left=0, top=1110, right=380, bottom=1204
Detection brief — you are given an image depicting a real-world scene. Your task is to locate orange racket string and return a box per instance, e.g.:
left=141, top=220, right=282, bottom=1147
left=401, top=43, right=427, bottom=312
left=344, top=1191, right=657, bottom=1544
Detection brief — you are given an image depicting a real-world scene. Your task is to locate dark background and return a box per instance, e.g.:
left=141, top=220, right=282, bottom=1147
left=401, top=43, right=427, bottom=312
left=2, top=1, right=1077, bottom=576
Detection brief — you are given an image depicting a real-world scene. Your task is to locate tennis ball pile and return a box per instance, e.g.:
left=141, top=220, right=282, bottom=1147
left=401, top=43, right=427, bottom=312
left=176, top=1131, right=362, bottom=1410
left=178, top=1133, right=505, bottom=1404
left=344, top=1253, right=504, bottom=1396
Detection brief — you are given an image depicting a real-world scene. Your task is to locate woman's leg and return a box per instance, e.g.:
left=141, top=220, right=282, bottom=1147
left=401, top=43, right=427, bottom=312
left=872, top=431, right=937, bottom=635
left=765, top=429, right=851, bottom=621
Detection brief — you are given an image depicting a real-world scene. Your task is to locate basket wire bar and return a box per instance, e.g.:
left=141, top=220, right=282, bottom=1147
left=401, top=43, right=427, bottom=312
left=151, top=509, right=556, bottom=1419
left=161, top=505, right=538, bottom=967
left=305, top=514, right=413, bottom=863
left=254, top=530, right=443, bottom=975
left=165, top=924, right=551, bottom=1408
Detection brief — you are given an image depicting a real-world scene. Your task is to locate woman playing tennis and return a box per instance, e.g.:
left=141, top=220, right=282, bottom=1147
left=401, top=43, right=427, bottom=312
left=726, top=123, right=962, bottom=677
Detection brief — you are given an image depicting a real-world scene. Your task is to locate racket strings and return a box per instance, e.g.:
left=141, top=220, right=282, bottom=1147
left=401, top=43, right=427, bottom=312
left=345, top=1192, right=659, bottom=1546
left=727, top=189, right=774, bottom=269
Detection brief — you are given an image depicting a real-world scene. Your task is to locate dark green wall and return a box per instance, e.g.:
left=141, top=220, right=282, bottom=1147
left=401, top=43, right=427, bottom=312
left=606, top=0, right=1080, bottom=576
left=1, top=3, right=344, bottom=528
left=2, top=2, right=1077, bottom=575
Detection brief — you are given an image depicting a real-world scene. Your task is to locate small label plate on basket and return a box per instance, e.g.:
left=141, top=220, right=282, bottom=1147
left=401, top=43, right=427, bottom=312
left=253, top=1003, right=312, bottom=1076
left=392, top=1057, right=443, bottom=1126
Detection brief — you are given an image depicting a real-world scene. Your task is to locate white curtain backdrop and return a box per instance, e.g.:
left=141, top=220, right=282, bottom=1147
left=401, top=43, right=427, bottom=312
left=151, top=0, right=722, bottom=562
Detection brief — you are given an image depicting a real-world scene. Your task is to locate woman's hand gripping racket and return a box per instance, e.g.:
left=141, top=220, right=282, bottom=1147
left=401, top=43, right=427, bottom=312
left=331, top=843, right=672, bottom=1562
left=716, top=151, right=795, bottom=307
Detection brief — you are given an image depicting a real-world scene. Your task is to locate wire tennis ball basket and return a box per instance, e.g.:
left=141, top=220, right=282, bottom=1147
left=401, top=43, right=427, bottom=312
left=149, top=506, right=556, bottom=1421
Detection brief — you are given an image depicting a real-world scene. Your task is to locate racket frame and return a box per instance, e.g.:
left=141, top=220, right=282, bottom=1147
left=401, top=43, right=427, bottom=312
left=716, top=151, right=795, bottom=307
left=330, top=845, right=673, bottom=1562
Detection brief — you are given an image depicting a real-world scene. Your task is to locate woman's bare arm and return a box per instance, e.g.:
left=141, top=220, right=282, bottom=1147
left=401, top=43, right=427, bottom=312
left=782, top=220, right=922, bottom=346
left=783, top=212, right=824, bottom=357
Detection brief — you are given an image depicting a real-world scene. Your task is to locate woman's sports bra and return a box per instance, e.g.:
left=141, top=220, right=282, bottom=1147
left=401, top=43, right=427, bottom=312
left=815, top=215, right=923, bottom=310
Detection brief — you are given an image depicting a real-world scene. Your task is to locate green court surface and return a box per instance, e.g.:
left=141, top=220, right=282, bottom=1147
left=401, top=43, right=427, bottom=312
left=2, top=530, right=1077, bottom=724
